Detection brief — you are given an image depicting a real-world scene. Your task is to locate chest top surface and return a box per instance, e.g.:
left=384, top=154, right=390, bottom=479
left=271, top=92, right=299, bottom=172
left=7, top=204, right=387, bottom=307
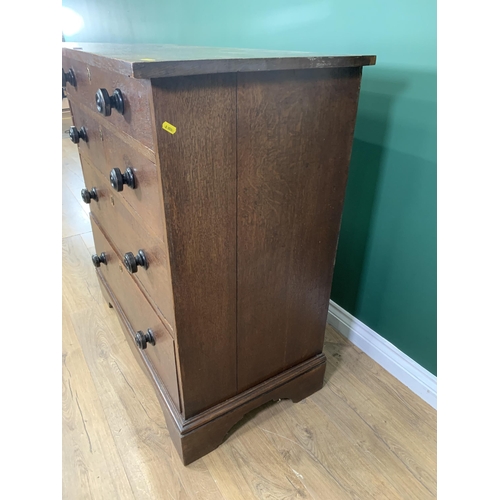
left=62, top=43, right=376, bottom=79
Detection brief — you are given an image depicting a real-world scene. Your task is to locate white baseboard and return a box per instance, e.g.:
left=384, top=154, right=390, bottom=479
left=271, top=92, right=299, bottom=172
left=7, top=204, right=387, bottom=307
left=327, top=300, right=437, bottom=409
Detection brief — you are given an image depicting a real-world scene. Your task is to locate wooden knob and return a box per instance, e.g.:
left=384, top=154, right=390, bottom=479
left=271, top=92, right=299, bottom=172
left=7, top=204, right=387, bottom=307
left=69, top=126, right=87, bottom=144
left=95, top=88, right=124, bottom=116
left=135, top=329, right=156, bottom=349
left=110, top=167, right=135, bottom=192
left=81, top=187, right=98, bottom=204
left=123, top=250, right=148, bottom=274
left=91, top=252, right=107, bottom=268
left=62, top=68, right=76, bottom=87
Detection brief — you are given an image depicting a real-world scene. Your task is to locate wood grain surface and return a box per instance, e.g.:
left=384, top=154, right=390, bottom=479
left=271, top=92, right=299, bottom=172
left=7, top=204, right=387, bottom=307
left=90, top=216, right=181, bottom=411
left=63, top=56, right=155, bottom=150
left=237, top=67, right=363, bottom=391
left=79, top=156, right=176, bottom=332
left=62, top=129, right=436, bottom=500
left=62, top=43, right=375, bottom=79
left=68, top=102, right=108, bottom=173
left=71, top=100, right=164, bottom=240
left=62, top=310, right=134, bottom=500
left=150, top=74, right=238, bottom=419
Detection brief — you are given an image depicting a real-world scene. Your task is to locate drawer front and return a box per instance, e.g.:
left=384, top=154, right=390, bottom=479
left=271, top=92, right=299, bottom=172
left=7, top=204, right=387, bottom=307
left=69, top=102, right=107, bottom=173
left=63, top=56, right=154, bottom=151
left=72, top=102, right=165, bottom=241
left=81, top=157, right=176, bottom=332
left=91, top=215, right=181, bottom=412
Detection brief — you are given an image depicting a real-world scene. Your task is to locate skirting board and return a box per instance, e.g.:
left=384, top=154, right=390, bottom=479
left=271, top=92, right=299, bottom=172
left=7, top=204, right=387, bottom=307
left=327, top=300, right=437, bottom=409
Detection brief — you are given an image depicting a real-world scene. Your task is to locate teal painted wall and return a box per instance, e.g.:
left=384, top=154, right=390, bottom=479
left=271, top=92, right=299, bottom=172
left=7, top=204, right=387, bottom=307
left=64, top=0, right=437, bottom=375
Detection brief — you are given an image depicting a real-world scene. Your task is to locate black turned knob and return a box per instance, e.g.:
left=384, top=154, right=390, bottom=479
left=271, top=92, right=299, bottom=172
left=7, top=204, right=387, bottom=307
left=135, top=329, right=156, bottom=349
left=110, top=167, right=135, bottom=192
left=95, top=88, right=124, bottom=116
left=123, top=250, right=148, bottom=274
left=62, top=68, right=76, bottom=87
left=69, top=126, right=88, bottom=144
left=91, top=252, right=107, bottom=268
left=81, top=187, right=98, bottom=204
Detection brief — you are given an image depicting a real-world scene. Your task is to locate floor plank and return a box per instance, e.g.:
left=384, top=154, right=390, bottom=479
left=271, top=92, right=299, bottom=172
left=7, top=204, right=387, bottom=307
left=204, top=409, right=316, bottom=500
left=63, top=233, right=225, bottom=500
left=321, top=340, right=437, bottom=495
left=62, top=304, right=135, bottom=500
left=324, top=325, right=437, bottom=430
left=264, top=399, right=404, bottom=499
left=62, top=186, right=91, bottom=239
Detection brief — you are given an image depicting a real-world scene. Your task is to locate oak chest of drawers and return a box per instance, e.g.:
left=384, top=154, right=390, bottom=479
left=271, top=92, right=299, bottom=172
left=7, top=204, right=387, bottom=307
left=62, top=43, right=375, bottom=465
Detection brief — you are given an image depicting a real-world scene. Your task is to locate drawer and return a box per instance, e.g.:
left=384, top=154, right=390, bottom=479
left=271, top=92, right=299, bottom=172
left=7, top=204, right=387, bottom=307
left=63, top=56, right=154, bottom=151
left=101, top=126, right=165, bottom=241
left=81, top=157, right=176, bottom=332
left=69, top=102, right=107, bottom=173
left=73, top=103, right=165, bottom=241
left=91, top=215, right=181, bottom=412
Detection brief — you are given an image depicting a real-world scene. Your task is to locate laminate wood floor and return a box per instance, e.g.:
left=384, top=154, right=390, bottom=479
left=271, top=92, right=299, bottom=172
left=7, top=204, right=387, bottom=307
left=62, top=134, right=437, bottom=500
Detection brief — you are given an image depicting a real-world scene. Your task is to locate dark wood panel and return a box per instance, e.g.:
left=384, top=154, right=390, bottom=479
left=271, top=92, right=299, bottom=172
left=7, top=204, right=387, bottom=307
left=150, top=73, right=237, bottom=419
left=71, top=102, right=165, bottom=240
left=91, top=217, right=181, bottom=412
left=63, top=43, right=376, bottom=79
left=101, top=124, right=164, bottom=241
left=177, top=355, right=326, bottom=465
left=63, top=56, right=154, bottom=150
left=237, top=68, right=363, bottom=391
left=69, top=102, right=107, bottom=173
left=80, top=157, right=176, bottom=333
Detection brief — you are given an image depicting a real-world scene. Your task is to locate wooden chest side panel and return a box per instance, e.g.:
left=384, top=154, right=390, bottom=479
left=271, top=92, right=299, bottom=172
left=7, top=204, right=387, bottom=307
left=237, top=68, right=362, bottom=391
left=151, top=74, right=237, bottom=418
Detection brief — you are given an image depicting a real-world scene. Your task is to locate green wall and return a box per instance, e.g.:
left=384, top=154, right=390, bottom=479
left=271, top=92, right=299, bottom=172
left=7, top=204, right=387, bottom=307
left=64, top=0, right=437, bottom=375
